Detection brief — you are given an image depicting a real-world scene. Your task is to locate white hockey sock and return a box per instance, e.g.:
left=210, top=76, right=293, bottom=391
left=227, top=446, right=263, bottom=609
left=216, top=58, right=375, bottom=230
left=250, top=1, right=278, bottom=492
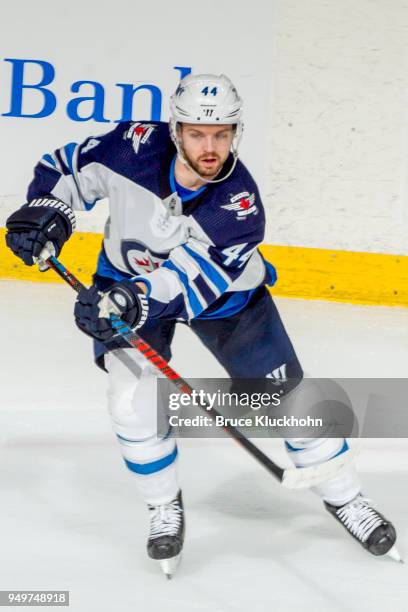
left=105, top=348, right=180, bottom=506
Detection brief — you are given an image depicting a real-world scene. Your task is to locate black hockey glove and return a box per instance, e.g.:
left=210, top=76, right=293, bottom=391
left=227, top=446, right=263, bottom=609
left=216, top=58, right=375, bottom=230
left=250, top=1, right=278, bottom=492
left=6, top=197, right=76, bottom=266
left=74, top=280, right=149, bottom=342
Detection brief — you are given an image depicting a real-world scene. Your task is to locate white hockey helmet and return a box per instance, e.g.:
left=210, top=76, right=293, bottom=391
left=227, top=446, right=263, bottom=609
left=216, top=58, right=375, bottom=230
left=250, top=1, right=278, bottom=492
left=169, top=73, right=244, bottom=183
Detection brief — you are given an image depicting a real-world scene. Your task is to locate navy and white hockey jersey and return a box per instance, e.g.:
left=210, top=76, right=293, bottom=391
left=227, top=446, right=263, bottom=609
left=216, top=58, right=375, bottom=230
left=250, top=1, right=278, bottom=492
left=27, top=121, right=276, bottom=321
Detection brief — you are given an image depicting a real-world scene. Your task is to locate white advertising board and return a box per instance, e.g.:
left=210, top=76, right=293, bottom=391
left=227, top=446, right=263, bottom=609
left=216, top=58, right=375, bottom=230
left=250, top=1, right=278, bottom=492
left=0, top=0, right=275, bottom=229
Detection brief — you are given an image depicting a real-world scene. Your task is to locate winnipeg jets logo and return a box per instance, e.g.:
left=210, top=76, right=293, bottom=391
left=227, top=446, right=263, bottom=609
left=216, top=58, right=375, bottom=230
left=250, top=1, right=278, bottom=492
left=132, top=251, right=160, bottom=272
left=221, top=192, right=258, bottom=220
left=125, top=122, right=156, bottom=154
left=121, top=240, right=168, bottom=275
left=266, top=363, right=287, bottom=386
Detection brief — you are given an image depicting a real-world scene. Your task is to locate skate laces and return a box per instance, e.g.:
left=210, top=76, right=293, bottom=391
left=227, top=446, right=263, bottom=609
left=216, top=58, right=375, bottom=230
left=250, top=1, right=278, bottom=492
left=148, top=498, right=183, bottom=540
left=336, top=495, right=383, bottom=542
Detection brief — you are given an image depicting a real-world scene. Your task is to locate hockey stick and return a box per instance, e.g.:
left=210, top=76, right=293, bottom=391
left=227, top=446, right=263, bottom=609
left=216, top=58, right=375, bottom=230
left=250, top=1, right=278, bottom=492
left=43, top=253, right=358, bottom=489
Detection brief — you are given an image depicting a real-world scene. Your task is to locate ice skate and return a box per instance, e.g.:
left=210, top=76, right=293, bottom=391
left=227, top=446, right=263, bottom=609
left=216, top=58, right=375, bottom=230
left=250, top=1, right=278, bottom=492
left=324, top=494, right=402, bottom=562
left=147, top=490, right=185, bottom=578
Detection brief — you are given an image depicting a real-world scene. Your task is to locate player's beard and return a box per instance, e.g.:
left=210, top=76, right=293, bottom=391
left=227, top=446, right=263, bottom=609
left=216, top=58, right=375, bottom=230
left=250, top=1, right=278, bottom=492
left=183, top=149, right=224, bottom=178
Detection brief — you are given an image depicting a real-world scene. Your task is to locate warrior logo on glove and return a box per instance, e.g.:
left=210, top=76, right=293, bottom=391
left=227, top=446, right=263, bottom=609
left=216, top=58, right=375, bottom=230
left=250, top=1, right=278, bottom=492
left=5, top=197, right=76, bottom=266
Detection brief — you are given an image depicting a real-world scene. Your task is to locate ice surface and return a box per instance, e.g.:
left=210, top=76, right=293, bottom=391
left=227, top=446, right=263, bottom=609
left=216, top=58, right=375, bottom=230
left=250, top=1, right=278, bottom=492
left=1, top=280, right=407, bottom=612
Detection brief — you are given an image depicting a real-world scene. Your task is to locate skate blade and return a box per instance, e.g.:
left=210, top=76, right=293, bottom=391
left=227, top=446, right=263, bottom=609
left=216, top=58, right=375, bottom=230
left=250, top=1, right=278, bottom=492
left=387, top=546, right=404, bottom=564
left=159, top=553, right=182, bottom=579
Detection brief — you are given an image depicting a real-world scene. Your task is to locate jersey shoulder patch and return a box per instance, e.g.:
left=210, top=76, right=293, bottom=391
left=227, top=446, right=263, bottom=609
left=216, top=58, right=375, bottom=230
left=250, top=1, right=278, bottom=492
left=212, top=159, right=264, bottom=222
left=220, top=191, right=258, bottom=220
left=191, top=160, right=265, bottom=246
left=120, top=120, right=169, bottom=156
left=124, top=121, right=158, bottom=154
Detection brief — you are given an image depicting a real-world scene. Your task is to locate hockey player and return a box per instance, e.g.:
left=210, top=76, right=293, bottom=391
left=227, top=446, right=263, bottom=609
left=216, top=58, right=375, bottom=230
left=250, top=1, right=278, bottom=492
left=5, top=73, right=400, bottom=577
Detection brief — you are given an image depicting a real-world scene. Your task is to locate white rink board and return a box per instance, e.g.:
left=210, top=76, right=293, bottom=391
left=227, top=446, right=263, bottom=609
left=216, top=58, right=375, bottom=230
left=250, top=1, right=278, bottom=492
left=0, top=0, right=275, bottom=228
left=2, top=1, right=408, bottom=254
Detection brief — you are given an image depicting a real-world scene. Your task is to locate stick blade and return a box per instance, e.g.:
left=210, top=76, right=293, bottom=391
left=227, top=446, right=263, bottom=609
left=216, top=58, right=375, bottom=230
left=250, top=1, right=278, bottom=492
left=281, top=444, right=360, bottom=489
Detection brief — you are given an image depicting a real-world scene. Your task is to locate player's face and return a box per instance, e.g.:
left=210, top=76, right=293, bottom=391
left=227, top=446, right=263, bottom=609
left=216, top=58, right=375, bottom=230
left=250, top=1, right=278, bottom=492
left=178, top=124, right=234, bottom=177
